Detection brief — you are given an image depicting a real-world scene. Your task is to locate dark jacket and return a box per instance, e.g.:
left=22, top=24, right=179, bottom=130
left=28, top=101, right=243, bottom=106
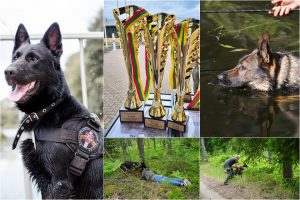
left=224, top=157, right=238, bottom=168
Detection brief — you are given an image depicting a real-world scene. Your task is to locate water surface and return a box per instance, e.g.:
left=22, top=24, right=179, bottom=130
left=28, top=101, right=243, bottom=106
left=201, top=1, right=299, bottom=137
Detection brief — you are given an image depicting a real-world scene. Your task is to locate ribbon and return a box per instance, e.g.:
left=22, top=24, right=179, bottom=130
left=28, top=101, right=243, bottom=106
left=186, top=89, right=200, bottom=110
left=125, top=9, right=151, bottom=101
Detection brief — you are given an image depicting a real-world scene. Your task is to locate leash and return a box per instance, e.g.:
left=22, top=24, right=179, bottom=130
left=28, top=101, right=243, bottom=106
left=201, top=9, right=300, bottom=13
left=12, top=98, right=64, bottom=150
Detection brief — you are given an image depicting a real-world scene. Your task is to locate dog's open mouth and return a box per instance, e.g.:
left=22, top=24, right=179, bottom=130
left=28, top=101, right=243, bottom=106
left=9, top=81, right=40, bottom=103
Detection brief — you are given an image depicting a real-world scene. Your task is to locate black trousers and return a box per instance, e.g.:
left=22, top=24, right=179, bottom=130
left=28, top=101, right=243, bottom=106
left=224, top=168, right=234, bottom=183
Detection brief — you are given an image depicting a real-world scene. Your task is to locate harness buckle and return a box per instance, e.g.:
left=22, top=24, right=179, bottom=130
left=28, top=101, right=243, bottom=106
left=69, top=150, right=90, bottom=176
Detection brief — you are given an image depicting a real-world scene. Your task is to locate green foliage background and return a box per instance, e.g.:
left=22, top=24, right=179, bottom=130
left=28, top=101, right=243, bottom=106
left=201, top=138, right=300, bottom=199
left=65, top=9, right=103, bottom=120
left=104, top=138, right=200, bottom=199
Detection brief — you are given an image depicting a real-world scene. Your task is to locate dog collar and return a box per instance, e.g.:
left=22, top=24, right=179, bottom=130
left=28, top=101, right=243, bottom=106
left=12, top=99, right=63, bottom=150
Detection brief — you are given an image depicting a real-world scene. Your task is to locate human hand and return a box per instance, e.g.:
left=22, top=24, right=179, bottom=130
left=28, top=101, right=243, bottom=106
left=269, top=0, right=300, bottom=16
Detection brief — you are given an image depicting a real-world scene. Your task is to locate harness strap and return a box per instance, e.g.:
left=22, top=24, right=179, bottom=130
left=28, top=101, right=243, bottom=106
left=35, top=128, right=77, bottom=144
left=12, top=99, right=63, bottom=150
left=69, top=149, right=90, bottom=176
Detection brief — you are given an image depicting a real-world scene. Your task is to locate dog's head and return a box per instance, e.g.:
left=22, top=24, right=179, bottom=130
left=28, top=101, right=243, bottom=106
left=217, top=32, right=274, bottom=91
left=4, top=23, right=69, bottom=113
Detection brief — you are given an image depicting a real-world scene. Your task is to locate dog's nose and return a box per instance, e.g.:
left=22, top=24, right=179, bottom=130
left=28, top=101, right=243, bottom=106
left=4, top=67, right=17, bottom=78
left=217, top=73, right=224, bottom=81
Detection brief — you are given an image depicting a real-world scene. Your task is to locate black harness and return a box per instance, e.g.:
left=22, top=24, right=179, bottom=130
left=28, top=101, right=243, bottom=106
left=12, top=100, right=103, bottom=177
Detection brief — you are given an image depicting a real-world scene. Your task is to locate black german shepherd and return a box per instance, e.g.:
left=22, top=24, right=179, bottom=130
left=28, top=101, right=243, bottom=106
left=4, top=23, right=103, bottom=199
left=120, top=161, right=147, bottom=172
left=233, top=163, right=248, bottom=178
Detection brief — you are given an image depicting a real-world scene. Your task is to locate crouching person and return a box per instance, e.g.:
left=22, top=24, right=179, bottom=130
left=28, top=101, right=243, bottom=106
left=224, top=155, right=240, bottom=185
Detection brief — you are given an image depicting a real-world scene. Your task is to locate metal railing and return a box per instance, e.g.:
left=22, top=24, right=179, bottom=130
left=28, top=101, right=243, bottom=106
left=0, top=32, right=103, bottom=198
left=0, top=32, right=104, bottom=108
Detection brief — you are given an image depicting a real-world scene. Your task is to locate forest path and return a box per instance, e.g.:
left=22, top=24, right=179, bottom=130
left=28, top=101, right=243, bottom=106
left=200, top=174, right=273, bottom=199
left=200, top=175, right=224, bottom=199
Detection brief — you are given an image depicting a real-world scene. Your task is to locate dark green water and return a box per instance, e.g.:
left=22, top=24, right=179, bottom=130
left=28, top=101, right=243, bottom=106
left=200, top=1, right=299, bottom=137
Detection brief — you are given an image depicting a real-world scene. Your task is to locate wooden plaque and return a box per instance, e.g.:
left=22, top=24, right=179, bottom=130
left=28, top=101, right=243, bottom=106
left=119, top=103, right=144, bottom=123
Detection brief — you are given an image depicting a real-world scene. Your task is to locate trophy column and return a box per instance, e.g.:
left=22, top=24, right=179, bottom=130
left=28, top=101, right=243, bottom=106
left=167, top=25, right=200, bottom=133
left=113, top=6, right=148, bottom=122
left=141, top=14, right=176, bottom=130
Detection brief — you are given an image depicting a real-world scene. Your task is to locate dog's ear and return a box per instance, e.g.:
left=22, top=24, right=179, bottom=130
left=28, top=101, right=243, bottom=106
left=257, top=32, right=272, bottom=64
left=13, top=24, right=30, bottom=55
left=41, top=22, right=63, bottom=57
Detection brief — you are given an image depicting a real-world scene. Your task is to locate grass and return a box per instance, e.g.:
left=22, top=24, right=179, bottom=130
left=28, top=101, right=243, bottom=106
left=201, top=161, right=298, bottom=199
left=105, top=170, right=198, bottom=199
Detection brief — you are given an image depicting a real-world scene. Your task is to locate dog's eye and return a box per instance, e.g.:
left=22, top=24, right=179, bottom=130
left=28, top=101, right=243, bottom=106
left=12, top=52, right=21, bottom=62
left=12, top=56, right=18, bottom=62
left=26, top=54, right=39, bottom=62
left=239, top=65, right=245, bottom=70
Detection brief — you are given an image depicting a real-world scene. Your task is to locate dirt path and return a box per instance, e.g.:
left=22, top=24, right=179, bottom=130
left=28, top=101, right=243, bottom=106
left=200, top=177, right=224, bottom=199
left=200, top=174, right=281, bottom=199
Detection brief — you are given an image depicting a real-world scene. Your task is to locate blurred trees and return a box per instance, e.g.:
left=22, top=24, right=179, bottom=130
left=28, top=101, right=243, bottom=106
left=65, top=8, right=103, bottom=120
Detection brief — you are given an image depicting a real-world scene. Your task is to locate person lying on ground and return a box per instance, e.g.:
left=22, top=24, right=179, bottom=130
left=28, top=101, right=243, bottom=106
left=141, top=168, right=191, bottom=187
left=223, top=155, right=240, bottom=185
left=269, top=0, right=300, bottom=16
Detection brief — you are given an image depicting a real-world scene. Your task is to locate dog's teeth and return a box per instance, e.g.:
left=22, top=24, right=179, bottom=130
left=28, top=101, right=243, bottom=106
left=12, top=84, right=16, bottom=91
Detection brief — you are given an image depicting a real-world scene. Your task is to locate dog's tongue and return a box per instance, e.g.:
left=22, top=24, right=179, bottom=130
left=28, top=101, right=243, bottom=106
left=9, top=81, right=36, bottom=102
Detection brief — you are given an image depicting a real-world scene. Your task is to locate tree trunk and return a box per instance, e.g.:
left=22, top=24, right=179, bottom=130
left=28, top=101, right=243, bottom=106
left=137, top=138, right=145, bottom=162
left=121, top=140, right=127, bottom=161
left=167, top=140, right=172, bottom=154
left=268, top=151, right=272, bottom=164
left=283, top=157, right=293, bottom=179
left=200, top=138, right=207, bottom=161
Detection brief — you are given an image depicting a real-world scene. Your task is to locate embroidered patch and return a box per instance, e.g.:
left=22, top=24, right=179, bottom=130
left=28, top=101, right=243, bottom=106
left=78, top=127, right=99, bottom=153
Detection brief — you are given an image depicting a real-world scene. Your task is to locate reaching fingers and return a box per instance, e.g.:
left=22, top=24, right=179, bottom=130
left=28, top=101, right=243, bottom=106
left=285, top=6, right=291, bottom=14
left=271, top=0, right=282, bottom=5
left=279, top=6, right=287, bottom=15
left=272, top=6, right=281, bottom=16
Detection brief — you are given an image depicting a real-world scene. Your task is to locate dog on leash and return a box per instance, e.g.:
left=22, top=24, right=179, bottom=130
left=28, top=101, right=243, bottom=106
left=4, top=23, right=103, bottom=199
left=217, top=32, right=299, bottom=92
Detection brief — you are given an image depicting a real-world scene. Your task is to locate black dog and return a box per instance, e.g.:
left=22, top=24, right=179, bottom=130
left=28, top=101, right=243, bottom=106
left=120, top=161, right=147, bottom=172
left=233, top=163, right=248, bottom=177
left=4, top=23, right=103, bottom=199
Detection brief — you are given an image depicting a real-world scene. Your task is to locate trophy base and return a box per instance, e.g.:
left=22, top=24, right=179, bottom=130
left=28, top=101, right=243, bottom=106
left=144, top=106, right=169, bottom=130
left=119, top=102, right=144, bottom=123
left=167, top=113, right=189, bottom=133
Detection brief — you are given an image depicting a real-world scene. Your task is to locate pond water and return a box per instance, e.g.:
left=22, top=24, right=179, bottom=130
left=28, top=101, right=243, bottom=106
left=200, top=1, right=299, bottom=137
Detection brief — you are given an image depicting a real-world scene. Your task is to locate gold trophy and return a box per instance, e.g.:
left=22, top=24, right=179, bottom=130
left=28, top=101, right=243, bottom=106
left=113, top=5, right=149, bottom=122
left=140, top=13, right=176, bottom=130
left=167, top=23, right=200, bottom=132
left=182, top=19, right=200, bottom=102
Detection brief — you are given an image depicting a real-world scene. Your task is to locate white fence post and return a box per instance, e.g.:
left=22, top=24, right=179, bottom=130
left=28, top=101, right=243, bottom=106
left=79, top=39, right=88, bottom=109
left=112, top=33, right=116, bottom=50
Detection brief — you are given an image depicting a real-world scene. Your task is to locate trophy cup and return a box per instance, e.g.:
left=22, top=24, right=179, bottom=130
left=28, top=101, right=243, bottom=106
left=140, top=13, right=176, bottom=130
left=113, top=5, right=149, bottom=122
left=169, top=18, right=200, bottom=102
left=167, top=24, right=200, bottom=132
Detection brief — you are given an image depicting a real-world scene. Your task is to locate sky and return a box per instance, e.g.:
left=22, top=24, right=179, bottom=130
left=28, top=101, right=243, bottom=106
left=0, top=0, right=103, bottom=100
left=104, top=0, right=200, bottom=21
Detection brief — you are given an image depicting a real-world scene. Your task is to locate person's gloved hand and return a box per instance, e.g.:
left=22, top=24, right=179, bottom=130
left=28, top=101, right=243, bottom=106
left=269, top=0, right=300, bottom=16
